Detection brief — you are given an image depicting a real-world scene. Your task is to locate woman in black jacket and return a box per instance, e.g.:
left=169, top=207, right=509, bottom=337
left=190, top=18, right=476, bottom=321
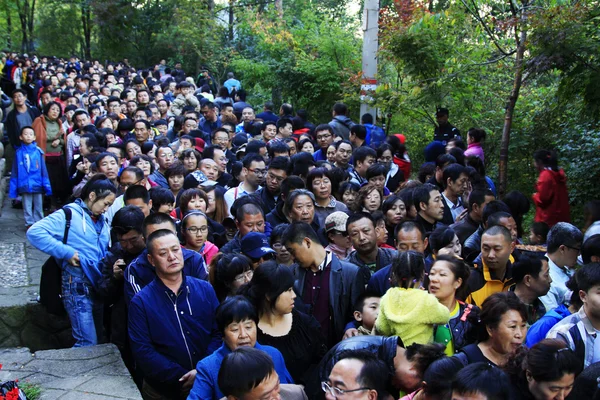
left=239, top=261, right=326, bottom=384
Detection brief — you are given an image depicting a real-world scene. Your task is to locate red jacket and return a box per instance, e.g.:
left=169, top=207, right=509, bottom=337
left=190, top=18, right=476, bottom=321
left=532, top=168, right=570, bottom=227
left=393, top=155, right=411, bottom=182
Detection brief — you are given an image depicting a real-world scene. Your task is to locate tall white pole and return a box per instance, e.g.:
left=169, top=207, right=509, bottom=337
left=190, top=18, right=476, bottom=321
left=360, top=0, right=379, bottom=120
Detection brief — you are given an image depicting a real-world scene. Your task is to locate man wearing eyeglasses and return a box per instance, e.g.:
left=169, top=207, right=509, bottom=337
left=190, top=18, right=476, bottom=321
left=105, top=166, right=147, bottom=226
left=313, top=124, right=335, bottom=162
left=256, top=156, right=289, bottom=215
left=540, top=222, right=583, bottom=312
left=322, top=350, right=388, bottom=400
left=225, top=154, right=265, bottom=217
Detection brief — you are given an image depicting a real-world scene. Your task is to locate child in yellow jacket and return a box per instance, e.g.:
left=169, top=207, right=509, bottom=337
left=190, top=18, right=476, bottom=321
left=375, top=251, right=450, bottom=345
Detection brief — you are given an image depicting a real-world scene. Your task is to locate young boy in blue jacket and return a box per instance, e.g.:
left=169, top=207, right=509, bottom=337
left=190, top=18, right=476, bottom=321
left=9, top=126, right=52, bottom=227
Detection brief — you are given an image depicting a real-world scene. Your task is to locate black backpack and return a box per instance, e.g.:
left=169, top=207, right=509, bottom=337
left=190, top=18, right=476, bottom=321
left=39, top=208, right=72, bottom=316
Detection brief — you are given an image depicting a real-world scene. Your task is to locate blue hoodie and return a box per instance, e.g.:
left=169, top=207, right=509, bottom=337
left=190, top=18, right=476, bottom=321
left=9, top=142, right=52, bottom=198
left=124, top=247, right=208, bottom=306
left=27, top=199, right=110, bottom=290
left=525, top=304, right=572, bottom=348
left=128, top=274, right=221, bottom=395
left=188, top=342, right=293, bottom=400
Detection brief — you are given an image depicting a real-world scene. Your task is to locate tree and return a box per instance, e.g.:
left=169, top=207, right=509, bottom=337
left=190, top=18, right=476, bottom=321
left=35, top=1, right=83, bottom=57
left=230, top=7, right=361, bottom=121
left=375, top=0, right=583, bottom=197
left=15, top=0, right=36, bottom=53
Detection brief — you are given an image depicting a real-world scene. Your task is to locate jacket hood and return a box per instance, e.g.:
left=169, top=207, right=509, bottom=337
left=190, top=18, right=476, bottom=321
left=333, top=115, right=353, bottom=126
left=380, top=288, right=449, bottom=325
left=542, top=168, right=567, bottom=184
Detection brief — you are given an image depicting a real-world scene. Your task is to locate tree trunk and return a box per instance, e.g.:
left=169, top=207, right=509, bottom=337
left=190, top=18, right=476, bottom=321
left=15, top=0, right=33, bottom=53
left=498, top=28, right=527, bottom=198
left=5, top=2, right=12, bottom=50
left=81, top=1, right=92, bottom=59
left=27, top=0, right=35, bottom=52
left=275, top=0, right=283, bottom=18
left=228, top=0, right=234, bottom=42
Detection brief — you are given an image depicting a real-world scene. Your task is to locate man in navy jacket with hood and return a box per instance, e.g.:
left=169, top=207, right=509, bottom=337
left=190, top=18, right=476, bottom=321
left=124, top=213, right=208, bottom=306
left=128, top=229, right=221, bottom=399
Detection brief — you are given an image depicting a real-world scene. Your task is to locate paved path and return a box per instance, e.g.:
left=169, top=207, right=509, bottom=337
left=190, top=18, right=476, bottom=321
left=0, top=344, right=142, bottom=399
left=0, top=179, right=46, bottom=307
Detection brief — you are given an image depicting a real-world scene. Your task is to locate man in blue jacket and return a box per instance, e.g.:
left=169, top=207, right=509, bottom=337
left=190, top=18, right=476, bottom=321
left=124, top=213, right=208, bottom=306
left=128, top=229, right=221, bottom=399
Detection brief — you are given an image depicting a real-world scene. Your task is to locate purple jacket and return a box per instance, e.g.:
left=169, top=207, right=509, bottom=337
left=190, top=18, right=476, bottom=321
left=464, top=142, right=484, bottom=163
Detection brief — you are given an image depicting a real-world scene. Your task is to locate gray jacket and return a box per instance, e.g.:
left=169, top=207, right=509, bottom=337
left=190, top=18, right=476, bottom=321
left=328, top=116, right=355, bottom=140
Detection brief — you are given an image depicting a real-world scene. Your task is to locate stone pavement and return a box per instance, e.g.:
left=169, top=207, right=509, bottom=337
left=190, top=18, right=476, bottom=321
left=0, top=177, right=73, bottom=350
left=0, top=344, right=142, bottom=399
left=0, top=179, right=46, bottom=307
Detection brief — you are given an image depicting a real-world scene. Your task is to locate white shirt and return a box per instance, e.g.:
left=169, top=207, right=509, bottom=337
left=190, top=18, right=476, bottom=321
left=442, top=193, right=465, bottom=222
left=104, top=194, right=125, bottom=228
left=539, top=254, right=575, bottom=312
left=224, top=182, right=261, bottom=217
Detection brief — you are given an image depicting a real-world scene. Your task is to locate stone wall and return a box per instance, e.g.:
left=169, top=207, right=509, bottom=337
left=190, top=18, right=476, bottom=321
left=0, top=303, right=74, bottom=351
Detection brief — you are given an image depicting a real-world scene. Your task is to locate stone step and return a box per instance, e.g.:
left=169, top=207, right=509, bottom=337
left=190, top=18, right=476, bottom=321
left=0, top=344, right=142, bottom=399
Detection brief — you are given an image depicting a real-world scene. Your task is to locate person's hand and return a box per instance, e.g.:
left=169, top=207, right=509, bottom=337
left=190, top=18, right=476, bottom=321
left=113, top=259, right=125, bottom=279
left=76, top=161, right=85, bottom=172
left=51, top=139, right=60, bottom=148
left=455, top=208, right=468, bottom=223
left=179, top=369, right=197, bottom=390
left=68, top=252, right=80, bottom=267
left=343, top=328, right=359, bottom=340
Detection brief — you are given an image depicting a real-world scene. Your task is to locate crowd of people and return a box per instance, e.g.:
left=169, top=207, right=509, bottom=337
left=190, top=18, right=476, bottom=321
left=3, top=52, right=600, bottom=400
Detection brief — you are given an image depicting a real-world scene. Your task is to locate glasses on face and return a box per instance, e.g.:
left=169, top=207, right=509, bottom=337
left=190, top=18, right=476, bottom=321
left=119, top=178, right=144, bottom=190
left=186, top=226, right=209, bottom=235
left=321, top=382, right=370, bottom=398
left=272, top=242, right=283, bottom=250
left=317, top=133, right=332, bottom=141
left=234, top=269, right=254, bottom=283
left=117, top=233, right=143, bottom=246
left=564, top=244, right=581, bottom=252
left=248, top=168, right=267, bottom=176
left=214, top=136, right=229, bottom=143
left=267, top=172, right=285, bottom=183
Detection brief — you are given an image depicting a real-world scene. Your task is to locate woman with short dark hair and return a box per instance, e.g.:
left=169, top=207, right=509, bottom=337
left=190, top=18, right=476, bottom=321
left=240, top=261, right=326, bottom=383
left=307, top=168, right=349, bottom=226
left=188, top=296, right=293, bottom=400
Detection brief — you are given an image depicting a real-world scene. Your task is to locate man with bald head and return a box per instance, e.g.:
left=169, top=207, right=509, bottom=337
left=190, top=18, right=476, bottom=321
left=465, top=225, right=515, bottom=306
left=199, top=158, right=219, bottom=181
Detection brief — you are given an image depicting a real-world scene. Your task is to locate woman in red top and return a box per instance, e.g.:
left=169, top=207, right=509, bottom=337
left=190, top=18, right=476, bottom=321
left=532, top=150, right=570, bottom=227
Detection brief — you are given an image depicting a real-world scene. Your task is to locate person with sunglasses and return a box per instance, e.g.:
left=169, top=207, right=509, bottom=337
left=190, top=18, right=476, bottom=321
left=324, top=212, right=354, bottom=260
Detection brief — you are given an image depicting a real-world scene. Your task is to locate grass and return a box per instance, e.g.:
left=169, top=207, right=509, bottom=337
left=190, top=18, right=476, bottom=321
left=20, top=383, right=42, bottom=400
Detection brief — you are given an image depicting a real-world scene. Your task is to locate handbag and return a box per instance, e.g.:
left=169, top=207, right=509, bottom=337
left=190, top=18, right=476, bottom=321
left=39, top=207, right=72, bottom=316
